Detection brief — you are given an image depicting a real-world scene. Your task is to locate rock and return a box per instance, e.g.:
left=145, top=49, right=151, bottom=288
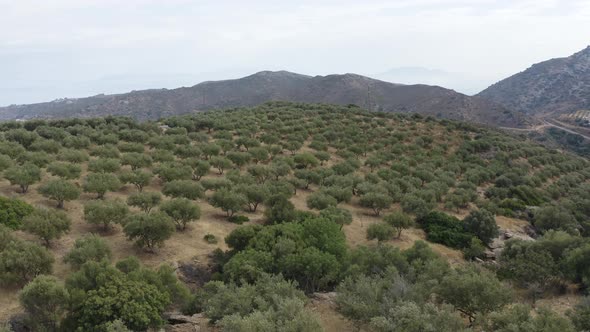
left=310, top=292, right=336, bottom=304
left=483, top=250, right=496, bottom=260
left=311, top=292, right=337, bottom=304
left=489, top=237, right=504, bottom=250
left=524, top=225, right=538, bottom=239
left=177, top=261, right=212, bottom=288
left=8, top=313, right=29, bottom=332
left=504, top=231, right=514, bottom=239
left=493, top=247, right=504, bottom=258
left=164, top=312, right=203, bottom=325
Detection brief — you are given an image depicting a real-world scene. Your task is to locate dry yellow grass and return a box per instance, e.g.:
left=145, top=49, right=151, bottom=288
left=0, top=173, right=245, bottom=322
left=0, top=152, right=567, bottom=328
left=0, top=167, right=469, bottom=323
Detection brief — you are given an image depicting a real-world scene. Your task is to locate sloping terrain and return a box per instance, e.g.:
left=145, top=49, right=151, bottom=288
left=0, top=71, right=527, bottom=127
left=0, top=103, right=588, bottom=330
left=478, top=46, right=590, bottom=117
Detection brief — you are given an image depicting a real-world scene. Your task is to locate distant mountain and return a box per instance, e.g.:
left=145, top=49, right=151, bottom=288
left=374, top=67, right=490, bottom=95
left=478, top=46, right=590, bottom=116
left=0, top=71, right=527, bottom=127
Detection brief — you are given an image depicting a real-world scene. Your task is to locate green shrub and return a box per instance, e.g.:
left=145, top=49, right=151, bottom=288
left=463, top=237, right=486, bottom=261
left=366, top=223, right=395, bottom=242
left=0, top=196, right=34, bottom=229
left=63, top=235, right=112, bottom=269
left=228, top=215, right=250, bottom=224
left=417, top=211, right=472, bottom=249
left=204, top=234, right=218, bottom=244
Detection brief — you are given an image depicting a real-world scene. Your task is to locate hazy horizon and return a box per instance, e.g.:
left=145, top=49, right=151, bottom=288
left=1, top=0, right=589, bottom=106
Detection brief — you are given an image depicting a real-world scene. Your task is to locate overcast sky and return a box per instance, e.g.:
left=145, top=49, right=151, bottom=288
left=1, top=0, right=589, bottom=106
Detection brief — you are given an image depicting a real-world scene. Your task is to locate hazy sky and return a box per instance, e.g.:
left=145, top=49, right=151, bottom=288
left=1, top=0, right=589, bottom=106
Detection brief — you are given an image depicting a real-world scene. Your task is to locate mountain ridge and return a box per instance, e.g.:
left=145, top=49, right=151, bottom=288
left=0, top=70, right=527, bottom=127
left=478, top=46, right=590, bottom=116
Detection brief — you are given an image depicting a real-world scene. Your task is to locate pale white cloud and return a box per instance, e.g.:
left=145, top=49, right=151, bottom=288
left=0, top=0, right=589, bottom=104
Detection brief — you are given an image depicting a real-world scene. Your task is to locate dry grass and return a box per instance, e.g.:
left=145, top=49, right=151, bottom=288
left=0, top=172, right=245, bottom=322
left=0, top=151, right=545, bottom=327
left=495, top=215, right=530, bottom=233
left=307, top=298, right=360, bottom=332
left=536, top=292, right=581, bottom=315
left=0, top=168, right=469, bottom=323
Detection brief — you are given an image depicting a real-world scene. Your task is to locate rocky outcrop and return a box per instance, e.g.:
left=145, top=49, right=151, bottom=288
left=484, top=229, right=535, bottom=260
left=163, top=312, right=203, bottom=332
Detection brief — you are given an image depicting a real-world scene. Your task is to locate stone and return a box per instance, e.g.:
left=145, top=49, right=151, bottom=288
left=483, top=250, right=496, bottom=260
left=311, top=292, right=337, bottom=304
left=164, top=312, right=203, bottom=325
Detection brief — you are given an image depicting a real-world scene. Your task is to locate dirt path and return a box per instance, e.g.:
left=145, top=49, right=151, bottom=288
left=500, top=120, right=590, bottom=140
left=544, top=119, right=590, bottom=140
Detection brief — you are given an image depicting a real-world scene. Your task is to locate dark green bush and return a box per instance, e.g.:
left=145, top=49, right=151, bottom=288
left=417, top=211, right=473, bottom=249
left=0, top=196, right=34, bottom=229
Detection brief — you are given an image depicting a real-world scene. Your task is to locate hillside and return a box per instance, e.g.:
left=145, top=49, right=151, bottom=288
left=478, top=46, right=590, bottom=117
left=0, top=102, right=589, bottom=331
left=0, top=71, right=527, bottom=127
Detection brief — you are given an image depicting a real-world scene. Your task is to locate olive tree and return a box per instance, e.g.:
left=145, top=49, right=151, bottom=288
left=201, top=143, right=221, bottom=159
left=0, top=238, right=54, bottom=286
left=84, top=199, right=129, bottom=230
left=306, top=192, right=338, bottom=210
left=437, top=265, right=512, bottom=324
left=118, top=170, right=152, bottom=192
left=22, top=208, right=71, bottom=246
left=383, top=211, right=414, bottom=238
left=38, top=179, right=81, bottom=208
left=121, top=152, right=152, bottom=170
left=294, top=152, right=320, bottom=168
left=123, top=212, right=175, bottom=251
left=46, top=161, right=82, bottom=179
left=247, top=165, right=271, bottom=184
left=63, top=234, right=112, bottom=269
left=236, top=184, right=269, bottom=212
left=227, top=152, right=251, bottom=168
left=359, top=193, right=393, bottom=216
left=160, top=198, right=201, bottom=230
left=154, top=162, right=193, bottom=182
left=484, top=304, right=575, bottom=332
left=83, top=173, right=121, bottom=199
left=4, top=163, right=41, bottom=193
left=248, top=147, right=269, bottom=163
left=319, top=206, right=353, bottom=229
left=184, top=159, right=210, bottom=180
left=127, top=192, right=162, bottom=213
left=366, top=223, right=395, bottom=242
left=463, top=209, right=499, bottom=245
left=210, top=156, right=232, bottom=175
left=88, top=158, right=121, bottom=173
left=209, top=189, right=247, bottom=217
left=162, top=180, right=204, bottom=200
left=19, top=275, right=69, bottom=331
left=264, top=194, right=296, bottom=224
